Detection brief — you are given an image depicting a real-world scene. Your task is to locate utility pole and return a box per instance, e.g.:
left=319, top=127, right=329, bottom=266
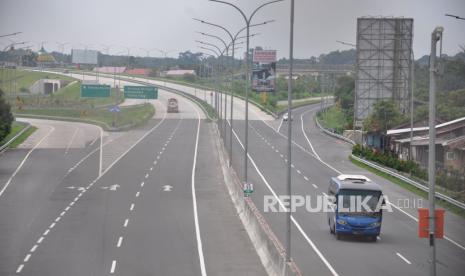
left=286, top=0, right=295, bottom=264
left=428, top=26, right=443, bottom=276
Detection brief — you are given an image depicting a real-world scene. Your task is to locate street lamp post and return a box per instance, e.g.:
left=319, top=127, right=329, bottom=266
left=285, top=0, right=295, bottom=264
left=428, top=26, right=443, bottom=276
left=199, top=45, right=223, bottom=117
left=209, top=0, right=284, bottom=187
left=194, top=18, right=271, bottom=168
left=197, top=33, right=230, bottom=138
left=197, top=40, right=227, bottom=131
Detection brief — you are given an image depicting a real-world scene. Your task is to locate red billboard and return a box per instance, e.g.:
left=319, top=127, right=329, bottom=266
left=252, top=50, right=277, bottom=63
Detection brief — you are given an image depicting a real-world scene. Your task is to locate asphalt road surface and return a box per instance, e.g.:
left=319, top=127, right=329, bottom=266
left=119, top=77, right=465, bottom=276
left=0, top=74, right=266, bottom=275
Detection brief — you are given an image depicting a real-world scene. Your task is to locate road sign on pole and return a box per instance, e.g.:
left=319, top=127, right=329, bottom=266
left=81, top=84, right=111, bottom=98
left=109, top=106, right=121, bottom=113
left=124, top=86, right=158, bottom=99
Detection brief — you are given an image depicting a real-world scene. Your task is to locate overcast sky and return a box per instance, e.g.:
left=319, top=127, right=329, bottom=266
left=1, top=0, right=464, bottom=59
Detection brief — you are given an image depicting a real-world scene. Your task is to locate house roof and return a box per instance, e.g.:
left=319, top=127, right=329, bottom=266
left=387, top=116, right=465, bottom=135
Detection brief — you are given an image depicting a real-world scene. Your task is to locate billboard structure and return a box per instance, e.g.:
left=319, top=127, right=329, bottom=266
left=72, top=49, right=99, bottom=65
left=354, top=17, right=413, bottom=122
left=252, top=49, right=277, bottom=92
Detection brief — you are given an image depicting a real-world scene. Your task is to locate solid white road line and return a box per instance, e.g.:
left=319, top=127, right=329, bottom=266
left=277, top=118, right=284, bottom=133
left=99, top=125, right=103, bottom=177
left=185, top=96, right=207, bottom=276
left=300, top=109, right=322, bottom=161
left=0, top=126, right=55, bottom=198
left=64, top=127, right=79, bottom=155
left=396, top=252, right=412, bottom=264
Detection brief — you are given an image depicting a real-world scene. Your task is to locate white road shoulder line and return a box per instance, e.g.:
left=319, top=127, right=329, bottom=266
left=396, top=252, right=412, bottom=264
left=0, top=126, right=55, bottom=198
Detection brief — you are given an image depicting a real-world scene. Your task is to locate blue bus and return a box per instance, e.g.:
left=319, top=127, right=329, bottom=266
left=327, top=174, right=385, bottom=242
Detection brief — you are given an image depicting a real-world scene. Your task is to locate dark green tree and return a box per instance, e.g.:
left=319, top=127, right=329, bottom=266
left=0, top=89, right=14, bottom=142
left=363, top=100, right=406, bottom=133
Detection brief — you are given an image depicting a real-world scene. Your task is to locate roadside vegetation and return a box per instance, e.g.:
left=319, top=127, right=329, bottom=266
left=350, top=156, right=465, bottom=219
left=3, top=124, right=37, bottom=149
left=0, top=88, right=14, bottom=142
left=152, top=74, right=327, bottom=114
left=0, top=68, right=74, bottom=94
left=15, top=103, right=154, bottom=131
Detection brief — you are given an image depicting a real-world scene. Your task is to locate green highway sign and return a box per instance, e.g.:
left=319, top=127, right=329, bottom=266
left=124, top=86, right=158, bottom=99
left=81, top=84, right=111, bottom=98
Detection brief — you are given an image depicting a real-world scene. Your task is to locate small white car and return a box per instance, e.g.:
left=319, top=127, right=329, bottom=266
left=283, top=112, right=293, bottom=121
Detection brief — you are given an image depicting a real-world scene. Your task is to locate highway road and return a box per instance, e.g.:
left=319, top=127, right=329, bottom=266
left=0, top=74, right=266, bottom=275
left=115, top=76, right=465, bottom=276
left=16, top=70, right=465, bottom=275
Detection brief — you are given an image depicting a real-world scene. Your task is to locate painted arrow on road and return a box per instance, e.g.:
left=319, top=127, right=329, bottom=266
left=162, top=185, right=173, bottom=192
left=100, top=184, right=120, bottom=191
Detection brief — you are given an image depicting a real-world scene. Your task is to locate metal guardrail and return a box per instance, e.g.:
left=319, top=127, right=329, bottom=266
left=315, top=113, right=465, bottom=211
left=351, top=154, right=465, bottom=210
left=0, top=122, right=31, bottom=152
left=315, top=115, right=356, bottom=145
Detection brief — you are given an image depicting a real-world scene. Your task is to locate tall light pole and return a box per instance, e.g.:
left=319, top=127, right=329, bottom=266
left=199, top=46, right=223, bottom=117
left=209, top=0, right=284, bottom=187
left=428, top=26, right=443, bottom=276
left=194, top=18, right=272, bottom=168
left=286, top=0, right=295, bottom=264
left=197, top=33, right=230, bottom=139
left=197, top=40, right=226, bottom=128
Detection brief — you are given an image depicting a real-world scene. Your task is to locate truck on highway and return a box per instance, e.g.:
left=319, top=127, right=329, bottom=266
left=167, top=98, right=179, bottom=113
left=327, top=174, right=385, bottom=242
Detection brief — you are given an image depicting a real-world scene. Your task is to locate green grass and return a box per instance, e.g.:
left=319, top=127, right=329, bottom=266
left=276, top=98, right=321, bottom=113
left=8, top=126, right=37, bottom=148
left=349, top=156, right=465, bottom=219
left=14, top=103, right=155, bottom=131
left=0, top=122, right=27, bottom=146
left=0, top=69, right=74, bottom=94
left=317, top=106, right=347, bottom=134
left=0, top=122, right=37, bottom=149
left=53, top=81, right=121, bottom=107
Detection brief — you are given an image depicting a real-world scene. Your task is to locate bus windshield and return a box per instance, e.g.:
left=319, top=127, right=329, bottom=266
left=337, top=189, right=382, bottom=214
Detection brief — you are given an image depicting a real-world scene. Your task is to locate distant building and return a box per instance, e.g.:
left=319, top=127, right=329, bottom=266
left=387, top=117, right=465, bottom=172
left=36, top=47, right=57, bottom=67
